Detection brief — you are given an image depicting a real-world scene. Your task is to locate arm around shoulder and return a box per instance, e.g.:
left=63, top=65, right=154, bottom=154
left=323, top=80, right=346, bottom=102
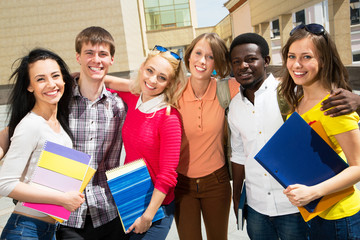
left=104, top=74, right=130, bottom=92
left=321, top=88, right=360, bottom=117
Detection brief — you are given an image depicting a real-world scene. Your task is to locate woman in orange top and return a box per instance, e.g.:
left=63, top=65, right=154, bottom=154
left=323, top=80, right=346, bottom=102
left=174, top=33, right=239, bottom=240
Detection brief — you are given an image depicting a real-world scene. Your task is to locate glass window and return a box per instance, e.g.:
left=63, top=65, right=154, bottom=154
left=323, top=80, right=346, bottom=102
left=161, top=10, right=175, bottom=24
left=176, top=9, right=190, bottom=26
left=353, top=53, right=360, bottom=61
left=174, top=0, right=188, bottom=3
left=160, top=5, right=174, bottom=11
left=295, top=10, right=305, bottom=25
left=160, top=0, right=173, bottom=5
left=175, top=3, right=188, bottom=9
left=351, top=0, right=360, bottom=25
left=143, top=0, right=191, bottom=31
left=145, top=10, right=161, bottom=30
left=145, top=7, right=159, bottom=13
left=271, top=19, right=280, bottom=38
left=144, top=0, right=159, bottom=8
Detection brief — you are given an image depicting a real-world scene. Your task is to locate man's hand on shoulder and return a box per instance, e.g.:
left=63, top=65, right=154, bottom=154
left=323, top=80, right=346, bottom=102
left=321, top=88, right=360, bottom=117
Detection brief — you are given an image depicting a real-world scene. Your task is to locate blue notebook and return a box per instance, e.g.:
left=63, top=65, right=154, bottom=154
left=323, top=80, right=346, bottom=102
left=254, top=112, right=349, bottom=213
left=237, top=180, right=246, bottom=230
left=106, top=159, right=165, bottom=232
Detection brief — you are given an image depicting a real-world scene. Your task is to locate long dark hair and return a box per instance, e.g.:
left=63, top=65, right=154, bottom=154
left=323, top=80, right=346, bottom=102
left=279, top=28, right=351, bottom=113
left=8, top=48, right=74, bottom=140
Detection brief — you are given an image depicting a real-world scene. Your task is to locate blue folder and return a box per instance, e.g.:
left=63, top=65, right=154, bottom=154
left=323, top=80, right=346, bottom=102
left=237, top=181, right=246, bottom=230
left=254, top=112, right=348, bottom=213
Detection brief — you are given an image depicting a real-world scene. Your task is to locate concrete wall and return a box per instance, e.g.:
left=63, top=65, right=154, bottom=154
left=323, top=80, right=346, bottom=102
left=214, top=15, right=233, bottom=47
left=229, top=1, right=253, bottom=38
left=249, top=0, right=323, bottom=26
left=0, top=0, right=146, bottom=85
left=249, top=0, right=353, bottom=65
left=146, top=26, right=195, bottom=49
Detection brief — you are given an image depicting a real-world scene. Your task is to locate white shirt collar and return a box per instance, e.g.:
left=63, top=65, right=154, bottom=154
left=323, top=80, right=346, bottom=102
left=135, top=93, right=167, bottom=113
left=239, top=73, right=275, bottom=101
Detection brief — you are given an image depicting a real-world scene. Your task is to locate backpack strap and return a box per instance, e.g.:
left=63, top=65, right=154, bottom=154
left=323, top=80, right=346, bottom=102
left=216, top=77, right=231, bottom=112
left=276, top=86, right=290, bottom=122
left=216, top=78, right=233, bottom=179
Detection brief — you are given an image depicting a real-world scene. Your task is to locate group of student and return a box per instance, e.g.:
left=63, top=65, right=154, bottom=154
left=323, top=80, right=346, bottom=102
left=0, top=23, right=359, bottom=240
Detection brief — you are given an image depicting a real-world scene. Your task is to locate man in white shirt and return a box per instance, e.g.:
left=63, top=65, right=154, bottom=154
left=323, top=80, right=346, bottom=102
left=228, top=33, right=308, bottom=239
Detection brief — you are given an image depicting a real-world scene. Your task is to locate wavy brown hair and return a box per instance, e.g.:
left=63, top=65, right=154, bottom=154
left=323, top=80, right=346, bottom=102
left=279, top=28, right=351, bottom=113
left=184, top=33, right=231, bottom=78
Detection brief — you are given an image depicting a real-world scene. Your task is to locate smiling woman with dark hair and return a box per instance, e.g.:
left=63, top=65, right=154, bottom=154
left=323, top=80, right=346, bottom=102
left=280, top=24, right=360, bottom=240
left=0, top=48, right=84, bottom=240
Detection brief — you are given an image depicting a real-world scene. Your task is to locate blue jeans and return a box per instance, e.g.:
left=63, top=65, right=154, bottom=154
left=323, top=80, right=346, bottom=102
left=128, top=201, right=175, bottom=240
left=246, top=205, right=309, bottom=240
left=1, top=213, right=56, bottom=240
left=309, top=209, right=360, bottom=240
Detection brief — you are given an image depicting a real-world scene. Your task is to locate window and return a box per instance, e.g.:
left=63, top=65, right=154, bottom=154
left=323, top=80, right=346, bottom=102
left=143, top=0, right=191, bottom=31
left=295, top=10, right=305, bottom=25
left=353, top=53, right=360, bottom=61
left=351, top=0, right=360, bottom=25
left=271, top=19, right=280, bottom=38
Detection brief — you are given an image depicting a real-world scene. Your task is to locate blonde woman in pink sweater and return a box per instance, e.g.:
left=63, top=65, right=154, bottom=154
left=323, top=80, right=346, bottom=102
left=110, top=45, right=187, bottom=240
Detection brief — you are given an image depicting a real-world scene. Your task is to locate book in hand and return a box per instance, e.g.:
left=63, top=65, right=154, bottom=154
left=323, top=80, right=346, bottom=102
left=106, top=159, right=165, bottom=232
left=237, top=180, right=246, bottom=230
left=23, top=140, right=94, bottom=221
left=254, top=112, right=351, bottom=215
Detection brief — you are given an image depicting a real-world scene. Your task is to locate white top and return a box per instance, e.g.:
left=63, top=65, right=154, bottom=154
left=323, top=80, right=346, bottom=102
left=228, top=74, right=298, bottom=216
left=0, top=112, right=72, bottom=217
left=136, top=93, right=167, bottom=113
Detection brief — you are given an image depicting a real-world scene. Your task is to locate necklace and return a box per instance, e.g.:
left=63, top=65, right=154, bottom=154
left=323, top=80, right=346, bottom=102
left=194, top=92, right=202, bottom=100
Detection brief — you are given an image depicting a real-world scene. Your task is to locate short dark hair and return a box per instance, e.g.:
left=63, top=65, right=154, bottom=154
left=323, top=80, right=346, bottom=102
left=229, top=33, right=269, bottom=58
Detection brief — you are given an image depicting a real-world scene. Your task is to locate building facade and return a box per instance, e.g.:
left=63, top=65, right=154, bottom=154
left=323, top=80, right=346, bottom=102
left=0, top=0, right=198, bottom=88
left=226, top=0, right=357, bottom=66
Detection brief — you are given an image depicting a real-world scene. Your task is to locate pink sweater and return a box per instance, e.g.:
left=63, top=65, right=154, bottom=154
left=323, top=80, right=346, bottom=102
left=115, top=91, right=182, bottom=205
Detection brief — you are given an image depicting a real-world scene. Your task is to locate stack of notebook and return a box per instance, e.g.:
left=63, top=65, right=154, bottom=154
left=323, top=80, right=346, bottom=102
left=23, top=140, right=95, bottom=222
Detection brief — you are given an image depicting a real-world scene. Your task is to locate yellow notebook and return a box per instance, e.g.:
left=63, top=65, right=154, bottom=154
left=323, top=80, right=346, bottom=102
left=52, top=167, right=96, bottom=223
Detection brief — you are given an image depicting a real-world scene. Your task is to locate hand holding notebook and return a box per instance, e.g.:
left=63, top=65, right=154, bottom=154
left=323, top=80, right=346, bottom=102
left=23, top=140, right=95, bottom=222
left=106, top=159, right=165, bottom=233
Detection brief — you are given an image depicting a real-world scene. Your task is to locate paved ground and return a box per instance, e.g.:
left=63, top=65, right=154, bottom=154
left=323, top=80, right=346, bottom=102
left=0, top=195, right=249, bottom=239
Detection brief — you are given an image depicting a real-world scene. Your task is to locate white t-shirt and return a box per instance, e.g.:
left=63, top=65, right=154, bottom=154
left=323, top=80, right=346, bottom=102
left=0, top=112, right=72, bottom=217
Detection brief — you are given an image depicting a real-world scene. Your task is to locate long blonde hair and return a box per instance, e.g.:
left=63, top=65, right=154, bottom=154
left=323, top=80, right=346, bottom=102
left=130, top=49, right=187, bottom=108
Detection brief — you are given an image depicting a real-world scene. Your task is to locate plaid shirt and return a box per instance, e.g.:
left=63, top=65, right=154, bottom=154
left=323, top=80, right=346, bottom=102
left=62, top=81, right=126, bottom=228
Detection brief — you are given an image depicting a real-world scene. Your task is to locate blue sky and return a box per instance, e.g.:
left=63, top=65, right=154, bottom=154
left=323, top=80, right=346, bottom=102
left=196, top=0, right=229, bottom=27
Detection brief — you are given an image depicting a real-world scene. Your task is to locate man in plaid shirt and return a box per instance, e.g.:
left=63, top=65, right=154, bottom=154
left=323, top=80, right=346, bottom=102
left=55, top=26, right=127, bottom=240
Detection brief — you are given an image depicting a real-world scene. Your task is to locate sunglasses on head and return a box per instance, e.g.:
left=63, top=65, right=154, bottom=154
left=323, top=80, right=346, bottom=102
left=290, top=23, right=325, bottom=36
left=153, top=45, right=181, bottom=61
